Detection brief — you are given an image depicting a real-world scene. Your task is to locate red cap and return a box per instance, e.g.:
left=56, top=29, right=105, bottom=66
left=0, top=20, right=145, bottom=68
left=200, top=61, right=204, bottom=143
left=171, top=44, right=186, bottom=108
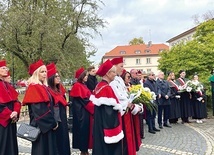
left=0, top=60, right=6, bottom=67
left=96, top=59, right=113, bottom=77
left=28, top=59, right=44, bottom=75
left=111, top=57, right=123, bottom=65
left=75, top=67, right=85, bottom=79
left=137, top=70, right=142, bottom=74
left=47, top=67, right=57, bottom=78
left=46, top=63, right=56, bottom=71
left=121, top=69, right=127, bottom=77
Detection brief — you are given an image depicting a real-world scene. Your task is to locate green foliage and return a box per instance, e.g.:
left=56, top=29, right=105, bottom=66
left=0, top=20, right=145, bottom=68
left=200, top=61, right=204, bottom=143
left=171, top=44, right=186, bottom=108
left=129, top=37, right=145, bottom=45
left=0, top=0, right=106, bottom=79
left=158, top=19, right=214, bottom=106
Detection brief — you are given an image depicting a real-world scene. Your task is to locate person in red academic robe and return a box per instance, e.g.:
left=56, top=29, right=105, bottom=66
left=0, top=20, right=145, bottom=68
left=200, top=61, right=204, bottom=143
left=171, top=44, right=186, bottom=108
left=46, top=63, right=71, bottom=155
left=90, top=60, right=124, bottom=155
left=0, top=60, right=21, bottom=155
left=110, top=57, right=143, bottom=155
left=121, top=70, right=142, bottom=153
left=69, top=67, right=94, bottom=155
left=22, top=59, right=58, bottom=155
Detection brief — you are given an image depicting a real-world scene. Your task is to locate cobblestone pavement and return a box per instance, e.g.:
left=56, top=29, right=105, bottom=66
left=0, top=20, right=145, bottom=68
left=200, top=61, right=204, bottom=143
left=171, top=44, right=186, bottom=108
left=18, top=118, right=214, bottom=155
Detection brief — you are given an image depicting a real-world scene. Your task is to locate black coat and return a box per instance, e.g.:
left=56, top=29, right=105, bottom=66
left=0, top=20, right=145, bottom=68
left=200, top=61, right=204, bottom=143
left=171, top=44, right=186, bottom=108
left=86, top=74, right=98, bottom=92
left=143, top=79, right=158, bottom=96
left=156, top=79, right=171, bottom=105
left=130, top=78, right=140, bottom=85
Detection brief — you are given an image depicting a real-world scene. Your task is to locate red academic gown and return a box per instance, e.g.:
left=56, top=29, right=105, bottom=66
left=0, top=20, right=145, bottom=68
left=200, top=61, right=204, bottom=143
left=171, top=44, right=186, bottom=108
left=91, top=80, right=124, bottom=155
left=22, top=83, right=58, bottom=155
left=69, top=82, right=94, bottom=151
left=0, top=80, right=21, bottom=155
left=47, top=84, right=71, bottom=155
left=123, top=87, right=142, bottom=155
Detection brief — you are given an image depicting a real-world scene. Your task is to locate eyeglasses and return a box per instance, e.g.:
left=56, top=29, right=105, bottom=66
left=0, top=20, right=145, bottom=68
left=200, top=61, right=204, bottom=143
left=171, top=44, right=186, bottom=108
left=0, top=67, right=9, bottom=71
left=55, top=75, right=60, bottom=78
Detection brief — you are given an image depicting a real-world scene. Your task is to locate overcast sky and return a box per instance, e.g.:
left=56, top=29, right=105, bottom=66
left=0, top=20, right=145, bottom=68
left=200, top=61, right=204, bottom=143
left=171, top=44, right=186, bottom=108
left=89, top=0, right=214, bottom=64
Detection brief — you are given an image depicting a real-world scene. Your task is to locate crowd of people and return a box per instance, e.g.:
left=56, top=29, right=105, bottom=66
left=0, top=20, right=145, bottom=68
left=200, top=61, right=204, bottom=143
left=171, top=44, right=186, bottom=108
left=0, top=57, right=208, bottom=155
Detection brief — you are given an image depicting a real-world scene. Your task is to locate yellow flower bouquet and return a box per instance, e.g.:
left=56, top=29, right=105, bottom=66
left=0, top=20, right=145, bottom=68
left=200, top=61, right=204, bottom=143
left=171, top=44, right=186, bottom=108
left=129, top=84, right=157, bottom=112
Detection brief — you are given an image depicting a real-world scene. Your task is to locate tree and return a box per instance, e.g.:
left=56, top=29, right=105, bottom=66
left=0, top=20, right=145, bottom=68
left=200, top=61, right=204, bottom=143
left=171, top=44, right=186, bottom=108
left=0, top=0, right=106, bottom=79
left=158, top=19, right=214, bottom=106
left=129, top=37, right=145, bottom=45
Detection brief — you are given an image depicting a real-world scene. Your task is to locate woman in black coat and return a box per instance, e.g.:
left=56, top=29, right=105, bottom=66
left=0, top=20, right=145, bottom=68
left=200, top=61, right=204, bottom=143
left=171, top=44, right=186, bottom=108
left=47, top=63, right=71, bottom=155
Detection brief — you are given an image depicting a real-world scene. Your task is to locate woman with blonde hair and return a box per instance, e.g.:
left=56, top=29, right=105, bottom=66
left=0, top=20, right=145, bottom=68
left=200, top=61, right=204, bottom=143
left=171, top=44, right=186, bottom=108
left=22, top=59, right=58, bottom=155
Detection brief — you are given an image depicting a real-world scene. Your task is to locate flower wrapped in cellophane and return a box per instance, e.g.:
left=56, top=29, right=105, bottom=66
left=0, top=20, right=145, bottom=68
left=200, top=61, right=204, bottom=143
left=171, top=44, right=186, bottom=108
left=129, top=84, right=157, bottom=112
left=178, top=80, right=204, bottom=93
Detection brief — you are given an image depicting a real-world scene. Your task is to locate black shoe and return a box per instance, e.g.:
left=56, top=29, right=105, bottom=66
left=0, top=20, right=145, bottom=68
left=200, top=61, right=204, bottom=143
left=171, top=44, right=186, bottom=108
left=163, top=124, right=172, bottom=128
left=148, top=130, right=156, bottom=134
left=159, top=125, right=163, bottom=129
left=153, top=128, right=160, bottom=131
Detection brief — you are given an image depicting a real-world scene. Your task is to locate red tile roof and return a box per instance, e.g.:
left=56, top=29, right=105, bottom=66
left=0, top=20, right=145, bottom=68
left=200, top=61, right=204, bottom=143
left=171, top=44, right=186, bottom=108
left=103, top=43, right=169, bottom=58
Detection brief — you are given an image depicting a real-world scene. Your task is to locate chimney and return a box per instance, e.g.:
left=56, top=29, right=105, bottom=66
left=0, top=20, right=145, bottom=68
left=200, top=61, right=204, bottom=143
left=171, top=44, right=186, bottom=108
left=147, top=41, right=152, bottom=47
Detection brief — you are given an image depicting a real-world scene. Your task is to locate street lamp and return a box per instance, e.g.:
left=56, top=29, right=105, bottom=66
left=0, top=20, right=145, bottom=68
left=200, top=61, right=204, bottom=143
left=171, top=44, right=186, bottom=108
left=12, top=52, right=15, bottom=87
left=67, top=89, right=73, bottom=132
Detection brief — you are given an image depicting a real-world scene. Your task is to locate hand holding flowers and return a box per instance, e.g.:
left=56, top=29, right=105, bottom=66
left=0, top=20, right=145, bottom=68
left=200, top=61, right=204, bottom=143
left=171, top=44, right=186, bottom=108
left=129, top=84, right=157, bottom=112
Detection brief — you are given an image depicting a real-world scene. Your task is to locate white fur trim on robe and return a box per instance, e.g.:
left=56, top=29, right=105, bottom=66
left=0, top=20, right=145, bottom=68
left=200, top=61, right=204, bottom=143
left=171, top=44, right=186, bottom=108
left=110, top=76, right=129, bottom=114
left=90, top=95, right=123, bottom=113
left=104, top=130, right=124, bottom=144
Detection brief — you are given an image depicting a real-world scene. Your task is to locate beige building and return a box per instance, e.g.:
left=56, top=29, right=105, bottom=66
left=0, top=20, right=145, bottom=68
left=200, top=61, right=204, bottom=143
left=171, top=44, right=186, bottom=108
left=167, top=26, right=196, bottom=49
left=102, top=42, right=169, bottom=74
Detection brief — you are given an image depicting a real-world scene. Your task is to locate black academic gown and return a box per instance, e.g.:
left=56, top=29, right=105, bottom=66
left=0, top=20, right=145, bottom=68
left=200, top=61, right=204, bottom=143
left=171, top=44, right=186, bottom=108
left=0, top=80, right=21, bottom=155
left=48, top=85, right=70, bottom=155
left=176, top=78, right=193, bottom=120
left=168, top=80, right=181, bottom=120
left=192, top=92, right=207, bottom=119
left=91, top=80, right=124, bottom=155
left=69, top=82, right=94, bottom=152
left=22, top=84, right=58, bottom=155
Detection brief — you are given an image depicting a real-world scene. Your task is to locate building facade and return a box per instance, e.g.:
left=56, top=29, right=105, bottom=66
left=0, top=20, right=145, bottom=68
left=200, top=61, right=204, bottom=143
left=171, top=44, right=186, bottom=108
left=102, top=42, right=169, bottom=74
left=167, top=27, right=196, bottom=49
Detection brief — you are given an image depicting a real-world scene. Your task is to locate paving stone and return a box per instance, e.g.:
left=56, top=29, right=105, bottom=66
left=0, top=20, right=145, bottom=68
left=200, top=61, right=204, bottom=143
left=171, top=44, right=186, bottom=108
left=17, top=118, right=214, bottom=155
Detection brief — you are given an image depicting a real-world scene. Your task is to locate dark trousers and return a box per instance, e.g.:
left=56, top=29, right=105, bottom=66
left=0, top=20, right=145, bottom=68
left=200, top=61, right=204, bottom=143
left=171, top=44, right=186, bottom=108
left=146, top=109, right=156, bottom=131
left=158, top=105, right=170, bottom=125
left=139, top=113, right=144, bottom=138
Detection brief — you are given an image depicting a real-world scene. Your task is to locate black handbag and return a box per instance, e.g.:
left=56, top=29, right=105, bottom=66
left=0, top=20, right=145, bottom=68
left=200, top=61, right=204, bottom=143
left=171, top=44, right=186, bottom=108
left=17, top=123, right=41, bottom=142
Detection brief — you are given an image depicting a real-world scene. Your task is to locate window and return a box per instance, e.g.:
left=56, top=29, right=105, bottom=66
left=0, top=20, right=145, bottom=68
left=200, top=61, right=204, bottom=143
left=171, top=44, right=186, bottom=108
left=146, top=58, right=151, bottom=64
left=120, top=50, right=126, bottom=54
left=135, top=50, right=141, bottom=54
left=136, top=59, right=141, bottom=65
left=144, top=50, right=151, bottom=53
left=187, top=35, right=192, bottom=40
left=147, top=69, right=151, bottom=72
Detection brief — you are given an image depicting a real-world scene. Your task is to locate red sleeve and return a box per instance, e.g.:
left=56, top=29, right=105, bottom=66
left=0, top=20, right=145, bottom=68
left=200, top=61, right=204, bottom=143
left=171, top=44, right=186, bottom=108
left=13, top=101, right=21, bottom=114
left=85, top=101, right=94, bottom=115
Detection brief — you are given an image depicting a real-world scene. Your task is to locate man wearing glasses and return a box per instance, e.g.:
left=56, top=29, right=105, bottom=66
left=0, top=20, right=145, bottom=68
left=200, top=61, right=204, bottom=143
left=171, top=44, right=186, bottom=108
left=144, top=71, right=160, bottom=134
